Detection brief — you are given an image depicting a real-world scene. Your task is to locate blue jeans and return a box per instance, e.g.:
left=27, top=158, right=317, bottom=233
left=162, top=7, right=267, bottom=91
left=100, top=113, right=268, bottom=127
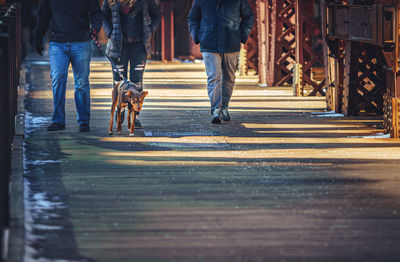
left=49, top=41, right=92, bottom=125
left=202, top=52, right=239, bottom=113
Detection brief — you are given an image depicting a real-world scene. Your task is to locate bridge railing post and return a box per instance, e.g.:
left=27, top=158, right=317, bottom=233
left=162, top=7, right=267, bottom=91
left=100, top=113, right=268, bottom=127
left=0, top=3, right=21, bottom=260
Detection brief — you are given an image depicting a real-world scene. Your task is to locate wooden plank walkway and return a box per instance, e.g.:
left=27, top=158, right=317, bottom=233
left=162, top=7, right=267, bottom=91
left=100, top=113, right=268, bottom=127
left=12, top=60, right=400, bottom=262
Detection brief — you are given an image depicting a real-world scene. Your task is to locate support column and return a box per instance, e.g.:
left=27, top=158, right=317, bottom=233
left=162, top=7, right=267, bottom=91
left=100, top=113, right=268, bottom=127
left=161, top=1, right=174, bottom=62
left=256, top=0, right=269, bottom=85
left=244, top=0, right=258, bottom=74
left=342, top=42, right=386, bottom=116
left=394, top=0, right=400, bottom=137
left=383, top=0, right=400, bottom=138
left=295, top=0, right=325, bottom=96
left=268, top=0, right=296, bottom=86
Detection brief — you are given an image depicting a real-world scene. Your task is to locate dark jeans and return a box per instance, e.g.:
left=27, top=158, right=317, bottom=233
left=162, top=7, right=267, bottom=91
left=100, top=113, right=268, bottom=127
left=112, top=42, right=147, bottom=89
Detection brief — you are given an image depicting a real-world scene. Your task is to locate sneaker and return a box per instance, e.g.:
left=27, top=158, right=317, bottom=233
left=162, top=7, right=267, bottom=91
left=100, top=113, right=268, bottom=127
left=211, top=108, right=221, bottom=124
left=79, top=123, right=90, bottom=132
left=47, top=123, right=65, bottom=131
left=134, top=119, right=142, bottom=128
left=221, top=107, right=231, bottom=121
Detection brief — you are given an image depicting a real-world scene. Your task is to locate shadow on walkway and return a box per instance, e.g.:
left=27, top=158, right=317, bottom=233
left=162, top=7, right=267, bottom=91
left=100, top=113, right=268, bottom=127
left=14, top=60, right=400, bottom=262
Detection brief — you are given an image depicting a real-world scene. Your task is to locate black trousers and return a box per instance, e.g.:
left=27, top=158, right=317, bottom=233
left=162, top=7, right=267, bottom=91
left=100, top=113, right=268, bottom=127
left=112, top=41, right=148, bottom=89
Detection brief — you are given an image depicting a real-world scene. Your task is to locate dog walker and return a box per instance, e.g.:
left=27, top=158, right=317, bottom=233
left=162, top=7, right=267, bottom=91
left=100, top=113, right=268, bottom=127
left=91, top=35, right=140, bottom=122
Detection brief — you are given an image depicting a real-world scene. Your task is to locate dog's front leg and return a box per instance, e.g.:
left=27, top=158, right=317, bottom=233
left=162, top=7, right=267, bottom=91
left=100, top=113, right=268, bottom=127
left=127, top=107, right=132, bottom=130
left=116, top=106, right=123, bottom=135
left=129, top=110, right=136, bottom=137
left=108, top=86, right=119, bottom=135
left=108, top=98, right=118, bottom=135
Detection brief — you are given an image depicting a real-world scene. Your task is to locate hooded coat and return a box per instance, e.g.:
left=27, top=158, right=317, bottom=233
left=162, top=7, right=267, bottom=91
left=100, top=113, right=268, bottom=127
left=187, top=0, right=254, bottom=54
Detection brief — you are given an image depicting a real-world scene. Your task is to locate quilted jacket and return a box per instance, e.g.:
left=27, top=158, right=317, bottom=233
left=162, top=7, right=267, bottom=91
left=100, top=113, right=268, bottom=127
left=102, top=0, right=160, bottom=54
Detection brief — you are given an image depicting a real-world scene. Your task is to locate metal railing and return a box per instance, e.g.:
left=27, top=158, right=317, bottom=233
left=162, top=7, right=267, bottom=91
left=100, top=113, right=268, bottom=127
left=0, top=3, right=21, bottom=261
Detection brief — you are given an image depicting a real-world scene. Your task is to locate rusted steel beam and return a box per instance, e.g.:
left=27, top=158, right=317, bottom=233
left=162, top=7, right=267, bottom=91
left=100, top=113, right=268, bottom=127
left=394, top=0, right=400, bottom=137
left=245, top=0, right=259, bottom=74
left=383, top=0, right=400, bottom=137
left=268, top=0, right=296, bottom=86
left=295, top=0, right=326, bottom=96
left=323, top=0, right=400, bottom=137
left=161, top=1, right=174, bottom=62
left=342, top=42, right=386, bottom=115
left=295, top=0, right=304, bottom=95
left=322, top=0, right=346, bottom=112
left=256, top=0, right=269, bottom=85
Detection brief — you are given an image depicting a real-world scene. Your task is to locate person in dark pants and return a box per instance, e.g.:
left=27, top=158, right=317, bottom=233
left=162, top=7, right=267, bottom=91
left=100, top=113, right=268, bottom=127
left=102, top=0, right=160, bottom=128
left=188, top=0, right=254, bottom=124
left=35, top=0, right=102, bottom=132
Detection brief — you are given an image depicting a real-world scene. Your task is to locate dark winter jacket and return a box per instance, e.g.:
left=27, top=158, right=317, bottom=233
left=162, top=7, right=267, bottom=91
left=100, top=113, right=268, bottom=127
left=187, top=0, right=254, bottom=53
left=102, top=0, right=161, bottom=54
left=120, top=0, right=144, bottom=41
left=103, top=1, right=123, bottom=59
left=35, top=0, right=102, bottom=43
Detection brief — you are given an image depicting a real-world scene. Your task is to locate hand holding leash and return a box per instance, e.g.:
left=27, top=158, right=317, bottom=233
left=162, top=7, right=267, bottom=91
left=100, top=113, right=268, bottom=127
left=91, top=35, right=126, bottom=81
left=89, top=28, right=98, bottom=39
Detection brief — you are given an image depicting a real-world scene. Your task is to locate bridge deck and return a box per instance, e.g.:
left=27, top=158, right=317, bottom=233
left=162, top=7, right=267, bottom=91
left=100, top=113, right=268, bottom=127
left=11, top=60, right=400, bottom=262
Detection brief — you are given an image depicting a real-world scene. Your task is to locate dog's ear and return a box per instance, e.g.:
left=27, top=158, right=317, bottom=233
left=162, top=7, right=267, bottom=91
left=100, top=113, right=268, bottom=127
left=142, top=91, right=148, bottom=97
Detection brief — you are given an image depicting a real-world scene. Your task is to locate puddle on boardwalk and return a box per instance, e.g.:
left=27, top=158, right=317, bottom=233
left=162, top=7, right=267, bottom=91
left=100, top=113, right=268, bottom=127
left=24, top=111, right=50, bottom=138
left=28, top=60, right=51, bottom=66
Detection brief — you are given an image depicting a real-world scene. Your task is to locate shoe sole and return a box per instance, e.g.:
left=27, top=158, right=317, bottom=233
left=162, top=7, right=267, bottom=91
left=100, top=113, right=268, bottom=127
left=47, top=126, right=65, bottom=131
left=79, top=125, right=90, bottom=132
left=211, top=117, right=221, bottom=124
left=47, top=128, right=65, bottom=131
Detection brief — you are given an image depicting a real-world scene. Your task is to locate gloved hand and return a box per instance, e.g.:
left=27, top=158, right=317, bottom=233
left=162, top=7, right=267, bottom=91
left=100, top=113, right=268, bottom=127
left=35, top=40, right=44, bottom=56
left=89, top=28, right=98, bottom=39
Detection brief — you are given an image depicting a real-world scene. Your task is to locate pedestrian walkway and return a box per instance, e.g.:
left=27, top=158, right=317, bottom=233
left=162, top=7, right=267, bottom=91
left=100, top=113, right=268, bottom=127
left=12, top=60, right=400, bottom=262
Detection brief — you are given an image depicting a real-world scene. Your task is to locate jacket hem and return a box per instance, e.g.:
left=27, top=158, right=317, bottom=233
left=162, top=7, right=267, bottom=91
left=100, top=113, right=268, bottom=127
left=50, top=36, right=90, bottom=43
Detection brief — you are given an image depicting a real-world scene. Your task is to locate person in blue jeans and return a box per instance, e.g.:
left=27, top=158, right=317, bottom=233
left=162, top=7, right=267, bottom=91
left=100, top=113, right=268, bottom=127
left=35, top=0, right=102, bottom=132
left=188, top=0, right=254, bottom=124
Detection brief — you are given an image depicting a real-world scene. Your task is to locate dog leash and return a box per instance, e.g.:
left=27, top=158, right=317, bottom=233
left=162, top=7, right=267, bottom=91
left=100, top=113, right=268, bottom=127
left=91, top=35, right=127, bottom=83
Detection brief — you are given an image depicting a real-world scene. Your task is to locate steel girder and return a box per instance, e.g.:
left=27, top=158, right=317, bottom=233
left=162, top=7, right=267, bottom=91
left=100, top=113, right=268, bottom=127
left=257, top=0, right=325, bottom=93
left=323, top=0, right=400, bottom=137
left=245, top=0, right=259, bottom=74
left=268, top=0, right=296, bottom=86
left=295, top=0, right=326, bottom=96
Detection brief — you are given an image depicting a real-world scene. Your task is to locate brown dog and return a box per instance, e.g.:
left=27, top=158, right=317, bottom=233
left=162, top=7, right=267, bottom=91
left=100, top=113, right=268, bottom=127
left=108, top=81, right=148, bottom=136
